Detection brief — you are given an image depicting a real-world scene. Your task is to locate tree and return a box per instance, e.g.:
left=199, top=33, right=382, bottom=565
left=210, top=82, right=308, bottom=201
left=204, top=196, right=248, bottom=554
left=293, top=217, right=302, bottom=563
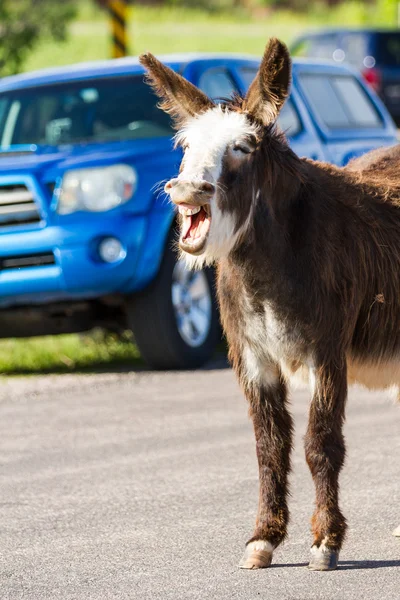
left=0, top=0, right=77, bottom=76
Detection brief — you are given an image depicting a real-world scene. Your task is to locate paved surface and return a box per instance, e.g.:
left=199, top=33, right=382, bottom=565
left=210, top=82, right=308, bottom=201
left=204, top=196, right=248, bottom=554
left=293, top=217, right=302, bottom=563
left=0, top=365, right=399, bottom=599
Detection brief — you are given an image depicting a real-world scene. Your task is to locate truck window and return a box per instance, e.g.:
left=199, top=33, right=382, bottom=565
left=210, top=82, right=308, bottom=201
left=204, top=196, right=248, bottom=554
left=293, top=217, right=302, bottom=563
left=238, top=66, right=302, bottom=137
left=341, top=33, right=369, bottom=67
left=299, top=73, right=383, bottom=129
left=237, top=66, right=258, bottom=90
left=0, top=76, right=173, bottom=148
left=278, top=99, right=302, bottom=138
left=198, top=68, right=237, bottom=101
left=311, top=35, right=338, bottom=60
left=292, top=35, right=338, bottom=60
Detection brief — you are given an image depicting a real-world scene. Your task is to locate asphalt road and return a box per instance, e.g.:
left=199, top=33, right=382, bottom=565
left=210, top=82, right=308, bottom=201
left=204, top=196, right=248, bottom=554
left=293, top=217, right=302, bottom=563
left=0, top=364, right=399, bottom=600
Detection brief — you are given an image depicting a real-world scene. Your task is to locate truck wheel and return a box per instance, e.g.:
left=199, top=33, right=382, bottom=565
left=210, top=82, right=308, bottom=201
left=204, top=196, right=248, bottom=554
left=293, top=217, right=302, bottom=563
left=126, top=242, right=219, bottom=370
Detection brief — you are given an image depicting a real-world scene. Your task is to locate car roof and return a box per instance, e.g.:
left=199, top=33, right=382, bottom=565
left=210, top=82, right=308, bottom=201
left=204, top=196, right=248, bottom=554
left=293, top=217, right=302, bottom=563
left=0, top=53, right=359, bottom=93
left=0, top=53, right=256, bottom=91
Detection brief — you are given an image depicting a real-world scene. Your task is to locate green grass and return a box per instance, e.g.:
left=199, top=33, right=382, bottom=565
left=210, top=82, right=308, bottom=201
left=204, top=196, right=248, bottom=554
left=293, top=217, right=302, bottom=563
left=0, top=332, right=142, bottom=376
left=22, top=1, right=400, bottom=74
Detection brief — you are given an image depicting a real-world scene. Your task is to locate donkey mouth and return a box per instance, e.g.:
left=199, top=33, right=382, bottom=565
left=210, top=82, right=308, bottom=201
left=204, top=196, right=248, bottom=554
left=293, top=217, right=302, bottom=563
left=178, top=204, right=211, bottom=255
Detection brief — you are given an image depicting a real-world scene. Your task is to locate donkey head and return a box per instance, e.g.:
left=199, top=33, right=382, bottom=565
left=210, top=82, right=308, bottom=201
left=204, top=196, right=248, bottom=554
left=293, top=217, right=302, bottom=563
left=140, top=38, right=291, bottom=268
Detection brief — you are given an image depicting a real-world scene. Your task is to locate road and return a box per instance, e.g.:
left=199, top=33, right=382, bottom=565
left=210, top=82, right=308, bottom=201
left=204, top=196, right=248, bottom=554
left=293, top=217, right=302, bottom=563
left=0, top=363, right=399, bottom=599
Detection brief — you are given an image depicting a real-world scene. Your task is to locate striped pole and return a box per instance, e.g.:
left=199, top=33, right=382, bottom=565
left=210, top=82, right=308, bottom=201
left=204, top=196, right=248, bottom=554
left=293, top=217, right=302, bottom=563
left=108, top=0, right=128, bottom=58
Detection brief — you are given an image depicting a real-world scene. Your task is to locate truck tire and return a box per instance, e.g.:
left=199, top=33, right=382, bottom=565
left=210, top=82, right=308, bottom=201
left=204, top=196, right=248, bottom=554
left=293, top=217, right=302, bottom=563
left=126, top=240, right=219, bottom=370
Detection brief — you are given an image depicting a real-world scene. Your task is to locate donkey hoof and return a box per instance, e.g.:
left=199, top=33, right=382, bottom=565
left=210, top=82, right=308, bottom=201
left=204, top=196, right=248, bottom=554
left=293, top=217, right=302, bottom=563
left=308, top=546, right=338, bottom=571
left=239, top=540, right=273, bottom=569
left=393, top=525, right=400, bottom=537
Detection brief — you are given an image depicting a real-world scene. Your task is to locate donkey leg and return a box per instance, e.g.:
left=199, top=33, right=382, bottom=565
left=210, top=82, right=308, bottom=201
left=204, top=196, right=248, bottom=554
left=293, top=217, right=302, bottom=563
left=305, top=358, right=347, bottom=571
left=239, top=369, right=293, bottom=569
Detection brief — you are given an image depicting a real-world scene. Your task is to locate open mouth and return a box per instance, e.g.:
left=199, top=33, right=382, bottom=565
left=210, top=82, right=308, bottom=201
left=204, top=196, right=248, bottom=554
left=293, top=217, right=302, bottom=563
left=178, top=204, right=211, bottom=255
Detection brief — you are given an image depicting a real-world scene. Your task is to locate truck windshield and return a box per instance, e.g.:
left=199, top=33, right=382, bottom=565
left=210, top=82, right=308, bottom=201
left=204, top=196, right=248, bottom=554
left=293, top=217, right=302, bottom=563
left=0, top=75, right=173, bottom=147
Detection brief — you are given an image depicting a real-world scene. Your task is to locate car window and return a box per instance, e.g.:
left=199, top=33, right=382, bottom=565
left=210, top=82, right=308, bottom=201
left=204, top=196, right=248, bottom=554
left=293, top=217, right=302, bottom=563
left=278, top=99, right=302, bottom=137
left=341, top=33, right=369, bottom=67
left=0, top=76, right=173, bottom=147
left=311, top=35, right=338, bottom=60
left=299, top=73, right=383, bottom=129
left=198, top=68, right=237, bottom=100
left=331, top=76, right=381, bottom=126
left=0, top=99, right=8, bottom=128
left=236, top=67, right=302, bottom=137
left=237, top=66, right=258, bottom=90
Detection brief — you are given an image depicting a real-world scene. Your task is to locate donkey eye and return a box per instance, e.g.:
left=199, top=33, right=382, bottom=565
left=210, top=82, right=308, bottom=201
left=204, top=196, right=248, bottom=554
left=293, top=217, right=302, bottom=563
left=233, top=143, right=251, bottom=155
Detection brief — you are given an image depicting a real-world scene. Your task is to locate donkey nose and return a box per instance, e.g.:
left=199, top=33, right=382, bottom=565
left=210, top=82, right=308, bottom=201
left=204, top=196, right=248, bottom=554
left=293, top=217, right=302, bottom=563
left=164, top=178, right=178, bottom=192
left=165, top=178, right=215, bottom=203
left=165, top=178, right=215, bottom=196
left=197, top=181, right=215, bottom=195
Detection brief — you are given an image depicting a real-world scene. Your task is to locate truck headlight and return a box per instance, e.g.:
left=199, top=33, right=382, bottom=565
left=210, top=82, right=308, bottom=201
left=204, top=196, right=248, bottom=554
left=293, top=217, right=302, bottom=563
left=57, top=164, right=137, bottom=214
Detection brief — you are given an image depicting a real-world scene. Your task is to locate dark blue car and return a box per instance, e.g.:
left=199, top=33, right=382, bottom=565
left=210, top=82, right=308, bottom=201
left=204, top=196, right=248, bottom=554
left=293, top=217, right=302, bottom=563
left=0, top=54, right=396, bottom=368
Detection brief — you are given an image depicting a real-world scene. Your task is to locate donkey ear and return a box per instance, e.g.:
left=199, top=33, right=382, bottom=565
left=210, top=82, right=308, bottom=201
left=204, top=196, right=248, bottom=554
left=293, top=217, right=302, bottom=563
left=244, top=38, right=291, bottom=124
left=139, top=53, right=214, bottom=127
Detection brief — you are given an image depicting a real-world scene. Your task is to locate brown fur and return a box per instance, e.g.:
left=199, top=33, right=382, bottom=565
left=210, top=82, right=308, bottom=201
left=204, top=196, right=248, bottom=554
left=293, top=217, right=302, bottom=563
left=139, top=52, right=213, bottom=127
left=244, top=38, right=291, bottom=122
left=141, top=38, right=400, bottom=565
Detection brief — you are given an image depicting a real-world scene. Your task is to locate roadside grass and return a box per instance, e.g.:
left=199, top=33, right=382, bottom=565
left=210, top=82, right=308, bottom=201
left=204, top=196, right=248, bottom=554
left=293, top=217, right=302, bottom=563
left=0, top=331, right=142, bottom=376
left=23, top=1, right=398, bottom=73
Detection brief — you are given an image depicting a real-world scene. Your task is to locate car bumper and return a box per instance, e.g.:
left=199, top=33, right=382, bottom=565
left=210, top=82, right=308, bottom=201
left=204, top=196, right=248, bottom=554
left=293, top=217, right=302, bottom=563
left=0, top=215, right=148, bottom=308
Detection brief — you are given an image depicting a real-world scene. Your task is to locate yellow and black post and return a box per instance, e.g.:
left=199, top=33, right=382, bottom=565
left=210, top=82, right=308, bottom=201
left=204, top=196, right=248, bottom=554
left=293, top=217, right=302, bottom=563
left=108, top=0, right=128, bottom=58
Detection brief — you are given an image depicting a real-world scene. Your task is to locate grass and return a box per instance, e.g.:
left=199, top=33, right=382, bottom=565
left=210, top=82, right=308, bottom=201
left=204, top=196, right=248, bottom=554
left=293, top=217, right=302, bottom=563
left=22, top=1, right=400, bottom=73
left=2, top=0, right=397, bottom=375
left=0, top=332, right=142, bottom=376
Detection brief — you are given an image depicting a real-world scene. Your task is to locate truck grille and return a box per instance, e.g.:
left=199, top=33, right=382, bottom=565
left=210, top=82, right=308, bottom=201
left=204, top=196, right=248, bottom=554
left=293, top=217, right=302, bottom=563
left=0, top=252, right=55, bottom=270
left=0, top=183, right=41, bottom=228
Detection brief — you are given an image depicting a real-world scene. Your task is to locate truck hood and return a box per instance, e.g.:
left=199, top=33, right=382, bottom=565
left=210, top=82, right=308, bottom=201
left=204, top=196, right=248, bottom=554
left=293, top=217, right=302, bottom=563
left=0, top=139, right=174, bottom=177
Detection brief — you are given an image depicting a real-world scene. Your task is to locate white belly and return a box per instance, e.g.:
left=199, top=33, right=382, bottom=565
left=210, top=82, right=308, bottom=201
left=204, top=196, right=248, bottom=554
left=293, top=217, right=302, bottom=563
left=240, top=295, right=400, bottom=397
left=282, top=357, right=400, bottom=397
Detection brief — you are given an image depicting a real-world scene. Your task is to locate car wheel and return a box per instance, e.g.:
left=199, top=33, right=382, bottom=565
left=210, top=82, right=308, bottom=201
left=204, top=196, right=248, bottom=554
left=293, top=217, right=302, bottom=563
left=126, top=240, right=219, bottom=370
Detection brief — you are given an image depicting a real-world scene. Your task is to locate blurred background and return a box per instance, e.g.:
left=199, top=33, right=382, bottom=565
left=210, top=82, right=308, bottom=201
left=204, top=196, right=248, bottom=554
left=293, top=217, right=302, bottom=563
left=0, top=0, right=399, bottom=375
left=2, top=0, right=400, bottom=77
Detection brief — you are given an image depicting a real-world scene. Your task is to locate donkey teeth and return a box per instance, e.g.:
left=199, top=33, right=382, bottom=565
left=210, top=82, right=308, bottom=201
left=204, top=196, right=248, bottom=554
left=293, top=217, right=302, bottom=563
left=178, top=206, right=201, bottom=216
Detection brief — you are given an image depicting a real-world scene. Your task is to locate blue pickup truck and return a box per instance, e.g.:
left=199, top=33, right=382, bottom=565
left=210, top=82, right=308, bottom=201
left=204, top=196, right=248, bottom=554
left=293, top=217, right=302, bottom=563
left=0, top=55, right=397, bottom=369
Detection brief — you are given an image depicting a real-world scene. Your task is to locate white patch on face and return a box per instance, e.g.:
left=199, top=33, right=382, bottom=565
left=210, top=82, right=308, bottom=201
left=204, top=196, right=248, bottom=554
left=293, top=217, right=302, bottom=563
left=175, top=106, right=258, bottom=269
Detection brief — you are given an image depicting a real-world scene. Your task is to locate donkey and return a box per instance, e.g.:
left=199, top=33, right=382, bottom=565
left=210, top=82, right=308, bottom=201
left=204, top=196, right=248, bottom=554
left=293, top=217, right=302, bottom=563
left=140, top=39, right=400, bottom=571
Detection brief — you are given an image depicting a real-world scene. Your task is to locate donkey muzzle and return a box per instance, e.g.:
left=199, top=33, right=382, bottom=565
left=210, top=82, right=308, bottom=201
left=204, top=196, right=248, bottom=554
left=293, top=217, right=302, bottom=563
left=165, top=178, right=215, bottom=205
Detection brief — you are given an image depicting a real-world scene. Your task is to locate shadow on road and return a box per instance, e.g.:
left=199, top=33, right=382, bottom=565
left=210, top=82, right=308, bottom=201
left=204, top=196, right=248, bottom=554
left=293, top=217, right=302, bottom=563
left=271, top=563, right=309, bottom=568
left=272, top=560, right=400, bottom=570
left=338, top=559, right=400, bottom=570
